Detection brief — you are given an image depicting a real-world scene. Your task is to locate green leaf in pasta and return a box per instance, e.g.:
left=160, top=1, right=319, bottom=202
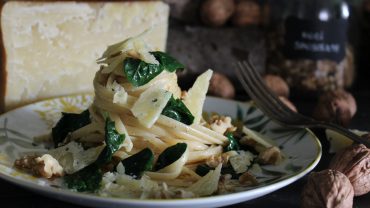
left=96, top=117, right=125, bottom=164
left=154, top=143, right=187, bottom=171
left=121, top=148, right=154, bottom=179
left=123, top=58, right=163, bottom=87
left=224, top=132, right=240, bottom=152
left=123, top=51, right=184, bottom=87
left=150, top=51, right=184, bottom=72
left=161, top=96, right=194, bottom=125
left=64, top=163, right=102, bottom=192
left=195, top=164, right=214, bottom=176
left=52, top=109, right=91, bottom=148
left=65, top=117, right=125, bottom=192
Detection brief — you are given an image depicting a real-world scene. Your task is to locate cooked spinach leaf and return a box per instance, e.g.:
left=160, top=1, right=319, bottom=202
left=195, top=164, right=214, bottom=176
left=121, top=148, right=154, bottom=179
left=123, top=58, right=163, bottom=87
left=221, top=166, right=241, bottom=179
left=161, top=96, right=194, bottom=125
left=65, top=118, right=125, bottom=192
left=52, top=109, right=91, bottom=147
left=64, top=164, right=102, bottom=192
left=154, top=143, right=187, bottom=171
left=96, top=118, right=125, bottom=164
left=224, top=132, right=240, bottom=152
left=150, top=51, right=184, bottom=72
left=123, top=51, right=184, bottom=87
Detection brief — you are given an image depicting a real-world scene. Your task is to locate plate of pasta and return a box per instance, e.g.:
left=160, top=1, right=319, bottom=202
left=0, top=34, right=321, bottom=208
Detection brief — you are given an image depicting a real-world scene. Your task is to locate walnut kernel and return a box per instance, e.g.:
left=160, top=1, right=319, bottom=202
left=14, top=154, right=64, bottom=178
left=238, top=171, right=258, bottom=186
left=258, top=146, right=283, bottom=165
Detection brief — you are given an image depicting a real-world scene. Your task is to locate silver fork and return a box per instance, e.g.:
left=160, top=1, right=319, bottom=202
left=235, top=60, right=370, bottom=148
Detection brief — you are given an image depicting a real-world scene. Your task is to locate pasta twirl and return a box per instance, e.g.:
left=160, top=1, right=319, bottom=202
left=13, top=34, right=284, bottom=199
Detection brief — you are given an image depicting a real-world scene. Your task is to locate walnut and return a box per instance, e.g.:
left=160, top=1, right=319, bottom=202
left=14, top=154, right=64, bottom=178
left=163, top=0, right=201, bottom=24
left=206, top=151, right=238, bottom=168
left=329, top=144, right=370, bottom=196
left=209, top=115, right=236, bottom=134
left=263, top=74, right=290, bottom=97
left=238, top=171, right=258, bottom=186
left=278, top=96, right=297, bottom=112
left=200, top=0, right=235, bottom=27
left=313, top=89, right=357, bottom=127
left=258, top=146, right=283, bottom=165
left=232, top=0, right=261, bottom=26
left=301, top=169, right=354, bottom=208
left=208, top=72, right=235, bottom=99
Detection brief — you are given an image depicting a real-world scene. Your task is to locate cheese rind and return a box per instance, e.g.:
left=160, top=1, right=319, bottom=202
left=0, top=1, right=169, bottom=112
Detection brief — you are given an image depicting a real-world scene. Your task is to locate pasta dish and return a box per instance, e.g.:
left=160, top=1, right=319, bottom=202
left=13, top=33, right=284, bottom=199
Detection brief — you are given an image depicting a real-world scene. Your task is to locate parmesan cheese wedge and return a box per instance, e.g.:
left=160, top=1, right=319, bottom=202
left=131, top=87, right=172, bottom=128
left=0, top=1, right=169, bottom=112
left=183, top=69, right=213, bottom=124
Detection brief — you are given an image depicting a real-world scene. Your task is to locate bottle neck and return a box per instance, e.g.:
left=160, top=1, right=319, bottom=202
left=285, top=0, right=349, bottom=21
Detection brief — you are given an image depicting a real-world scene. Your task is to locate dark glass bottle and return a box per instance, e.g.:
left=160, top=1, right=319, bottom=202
left=266, top=0, right=353, bottom=94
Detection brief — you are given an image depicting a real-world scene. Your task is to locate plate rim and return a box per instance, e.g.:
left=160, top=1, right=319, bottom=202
left=0, top=94, right=322, bottom=207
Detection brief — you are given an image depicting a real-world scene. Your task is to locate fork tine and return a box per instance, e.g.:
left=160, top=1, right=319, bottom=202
left=237, top=60, right=302, bottom=124
left=235, top=62, right=283, bottom=119
left=241, top=60, right=295, bottom=119
left=237, top=61, right=370, bottom=147
left=237, top=61, right=287, bottom=117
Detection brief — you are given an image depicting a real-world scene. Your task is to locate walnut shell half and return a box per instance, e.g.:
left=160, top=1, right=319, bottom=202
left=329, top=144, right=370, bottom=196
left=301, top=169, right=354, bottom=208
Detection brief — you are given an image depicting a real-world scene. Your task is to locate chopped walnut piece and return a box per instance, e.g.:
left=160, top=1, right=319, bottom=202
left=205, top=151, right=238, bottom=168
left=258, top=146, right=283, bottom=165
left=218, top=174, right=237, bottom=194
left=209, top=115, right=236, bottom=134
left=14, top=154, right=64, bottom=179
left=238, top=172, right=258, bottom=186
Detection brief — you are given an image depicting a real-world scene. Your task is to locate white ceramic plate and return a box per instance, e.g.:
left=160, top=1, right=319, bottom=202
left=0, top=95, right=321, bottom=208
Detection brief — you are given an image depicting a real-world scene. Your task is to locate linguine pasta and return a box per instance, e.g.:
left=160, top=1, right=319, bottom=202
left=13, top=34, right=284, bottom=199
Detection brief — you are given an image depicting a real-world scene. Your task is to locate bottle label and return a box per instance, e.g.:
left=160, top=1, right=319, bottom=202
left=284, top=16, right=347, bottom=62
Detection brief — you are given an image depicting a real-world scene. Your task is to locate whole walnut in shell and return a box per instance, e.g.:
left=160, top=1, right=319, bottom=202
left=232, top=0, right=261, bottom=26
left=313, top=89, right=357, bottom=127
left=301, top=169, right=354, bottom=208
left=200, top=0, right=235, bottom=27
left=263, top=74, right=290, bottom=97
left=329, top=144, right=370, bottom=196
left=208, top=72, right=235, bottom=99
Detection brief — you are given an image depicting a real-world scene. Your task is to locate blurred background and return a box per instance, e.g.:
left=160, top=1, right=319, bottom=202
left=165, top=0, right=370, bottom=96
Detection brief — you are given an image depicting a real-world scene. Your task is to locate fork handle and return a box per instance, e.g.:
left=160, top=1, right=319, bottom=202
left=317, top=122, right=370, bottom=148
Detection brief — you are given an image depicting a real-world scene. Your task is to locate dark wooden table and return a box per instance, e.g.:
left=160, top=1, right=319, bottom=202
left=0, top=91, right=369, bottom=208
